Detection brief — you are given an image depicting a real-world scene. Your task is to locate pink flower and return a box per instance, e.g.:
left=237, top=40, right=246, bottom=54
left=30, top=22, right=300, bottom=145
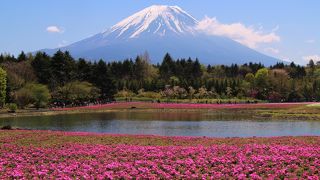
left=1, top=130, right=320, bottom=179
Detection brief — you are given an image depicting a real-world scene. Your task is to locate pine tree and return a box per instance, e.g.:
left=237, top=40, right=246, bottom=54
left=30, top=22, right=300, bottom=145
left=0, top=54, right=4, bottom=63
left=159, top=53, right=174, bottom=81
left=92, top=60, right=115, bottom=99
left=76, top=58, right=91, bottom=81
left=31, top=52, right=51, bottom=85
left=50, top=50, right=76, bottom=88
left=192, top=58, right=202, bottom=78
left=0, top=67, right=7, bottom=107
left=17, top=51, right=27, bottom=62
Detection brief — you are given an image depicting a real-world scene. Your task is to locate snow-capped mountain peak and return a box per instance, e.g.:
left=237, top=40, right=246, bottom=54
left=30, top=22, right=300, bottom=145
left=39, top=5, right=280, bottom=66
left=104, top=5, right=198, bottom=39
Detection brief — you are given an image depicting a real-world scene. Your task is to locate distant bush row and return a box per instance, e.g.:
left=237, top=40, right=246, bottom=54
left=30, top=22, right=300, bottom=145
left=0, top=50, right=319, bottom=109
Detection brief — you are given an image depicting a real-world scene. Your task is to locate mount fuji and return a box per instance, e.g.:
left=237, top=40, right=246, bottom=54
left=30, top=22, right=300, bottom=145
left=39, top=5, right=280, bottom=65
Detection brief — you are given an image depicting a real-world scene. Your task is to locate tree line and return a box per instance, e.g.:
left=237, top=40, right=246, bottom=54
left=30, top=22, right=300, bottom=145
left=0, top=50, right=320, bottom=109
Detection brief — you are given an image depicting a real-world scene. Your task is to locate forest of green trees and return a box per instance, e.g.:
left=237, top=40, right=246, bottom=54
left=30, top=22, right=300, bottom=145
left=0, top=50, right=320, bottom=109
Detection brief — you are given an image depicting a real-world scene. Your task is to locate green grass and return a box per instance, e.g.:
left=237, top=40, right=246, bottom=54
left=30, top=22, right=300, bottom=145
left=307, top=103, right=320, bottom=107
left=255, top=105, right=320, bottom=120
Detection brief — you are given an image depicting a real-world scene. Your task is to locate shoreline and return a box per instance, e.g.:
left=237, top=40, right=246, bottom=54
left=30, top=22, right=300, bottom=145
left=1, top=129, right=320, bottom=139
left=1, top=129, right=320, bottom=144
left=0, top=102, right=319, bottom=120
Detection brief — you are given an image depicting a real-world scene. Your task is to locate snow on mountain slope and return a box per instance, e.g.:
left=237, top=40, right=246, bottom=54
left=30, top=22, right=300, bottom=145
left=39, top=5, right=281, bottom=65
left=105, top=5, right=198, bottom=39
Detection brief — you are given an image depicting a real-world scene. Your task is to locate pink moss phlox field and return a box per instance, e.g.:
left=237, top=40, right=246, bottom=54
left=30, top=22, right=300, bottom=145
left=1, top=131, right=320, bottom=179
left=52, top=102, right=311, bottom=111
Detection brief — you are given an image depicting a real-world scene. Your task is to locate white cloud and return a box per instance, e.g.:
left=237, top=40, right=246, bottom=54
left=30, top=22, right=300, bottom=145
left=196, top=17, right=280, bottom=48
left=264, top=47, right=279, bottom=54
left=281, top=57, right=291, bottom=62
left=303, top=55, right=320, bottom=62
left=58, top=40, right=68, bottom=47
left=305, top=39, right=315, bottom=43
left=46, top=26, right=64, bottom=33
left=271, top=25, right=280, bottom=32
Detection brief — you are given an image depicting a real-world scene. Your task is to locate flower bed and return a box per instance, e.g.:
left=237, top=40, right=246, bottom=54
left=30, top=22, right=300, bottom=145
left=0, top=130, right=319, bottom=179
left=52, top=102, right=311, bottom=111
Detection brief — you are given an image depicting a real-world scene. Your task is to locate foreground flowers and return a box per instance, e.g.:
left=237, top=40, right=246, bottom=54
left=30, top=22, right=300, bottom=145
left=0, top=130, right=320, bottom=179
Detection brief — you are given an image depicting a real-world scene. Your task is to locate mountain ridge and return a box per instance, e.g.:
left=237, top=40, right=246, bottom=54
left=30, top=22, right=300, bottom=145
left=38, top=5, right=281, bottom=65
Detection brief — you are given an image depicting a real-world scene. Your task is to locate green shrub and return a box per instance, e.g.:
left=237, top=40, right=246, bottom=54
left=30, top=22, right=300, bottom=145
left=14, top=83, right=50, bottom=109
left=6, top=103, right=17, bottom=113
left=1, top=125, right=12, bottom=130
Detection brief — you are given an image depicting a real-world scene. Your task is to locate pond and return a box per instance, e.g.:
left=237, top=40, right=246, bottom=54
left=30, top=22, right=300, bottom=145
left=1, top=111, right=320, bottom=137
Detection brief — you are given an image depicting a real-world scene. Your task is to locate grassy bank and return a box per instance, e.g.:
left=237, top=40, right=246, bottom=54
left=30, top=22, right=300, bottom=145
left=0, top=102, right=319, bottom=120
left=256, top=104, right=320, bottom=120
left=0, top=130, right=319, bottom=179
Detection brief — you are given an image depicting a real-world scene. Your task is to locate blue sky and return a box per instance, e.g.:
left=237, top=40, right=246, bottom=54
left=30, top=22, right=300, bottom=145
left=1, top=0, right=319, bottom=64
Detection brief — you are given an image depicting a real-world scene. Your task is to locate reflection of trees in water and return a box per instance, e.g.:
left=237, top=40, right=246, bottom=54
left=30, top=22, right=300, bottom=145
left=4, top=111, right=320, bottom=137
left=0, top=113, right=118, bottom=131
left=93, top=113, right=117, bottom=132
left=111, top=110, right=254, bottom=121
left=112, top=111, right=204, bottom=121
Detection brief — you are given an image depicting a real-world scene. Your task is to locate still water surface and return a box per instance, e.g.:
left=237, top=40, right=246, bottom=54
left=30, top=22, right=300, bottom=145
left=1, top=111, right=320, bottom=137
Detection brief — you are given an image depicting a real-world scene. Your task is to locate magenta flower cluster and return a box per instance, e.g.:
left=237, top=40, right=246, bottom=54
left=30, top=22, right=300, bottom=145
left=52, top=102, right=311, bottom=111
left=0, top=132, right=319, bottom=179
left=155, top=102, right=310, bottom=109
